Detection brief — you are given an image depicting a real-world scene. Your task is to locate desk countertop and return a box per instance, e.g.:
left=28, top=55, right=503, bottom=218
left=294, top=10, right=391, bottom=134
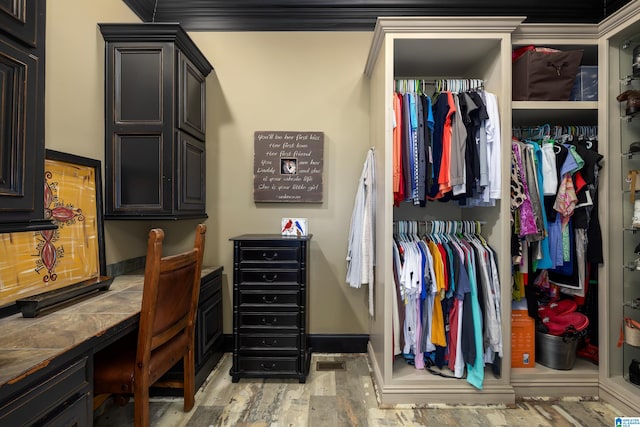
left=0, top=266, right=220, bottom=391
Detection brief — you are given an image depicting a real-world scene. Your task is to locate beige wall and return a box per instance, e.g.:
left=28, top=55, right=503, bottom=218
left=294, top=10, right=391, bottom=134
left=45, top=0, right=373, bottom=334
left=45, top=0, right=149, bottom=265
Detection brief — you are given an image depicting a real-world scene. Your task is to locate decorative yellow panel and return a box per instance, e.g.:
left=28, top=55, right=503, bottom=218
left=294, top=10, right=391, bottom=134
left=0, top=158, right=100, bottom=307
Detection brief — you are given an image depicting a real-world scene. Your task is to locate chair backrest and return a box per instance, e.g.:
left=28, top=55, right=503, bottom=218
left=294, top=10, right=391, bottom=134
left=136, top=224, right=206, bottom=379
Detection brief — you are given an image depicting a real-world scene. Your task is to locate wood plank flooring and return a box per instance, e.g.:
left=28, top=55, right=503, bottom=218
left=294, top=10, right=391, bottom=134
left=94, top=353, right=623, bottom=426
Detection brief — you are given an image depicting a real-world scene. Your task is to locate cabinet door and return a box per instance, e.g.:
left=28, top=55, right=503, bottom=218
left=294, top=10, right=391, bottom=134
left=109, top=133, right=171, bottom=215
left=197, top=288, right=223, bottom=365
left=178, top=51, right=206, bottom=141
left=105, top=43, right=173, bottom=216
left=0, top=36, right=43, bottom=222
left=0, top=0, right=38, bottom=47
left=177, top=131, right=206, bottom=212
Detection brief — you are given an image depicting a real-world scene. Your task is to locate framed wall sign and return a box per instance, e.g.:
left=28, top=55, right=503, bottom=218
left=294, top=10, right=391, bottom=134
left=254, top=131, right=324, bottom=203
left=0, top=150, right=111, bottom=316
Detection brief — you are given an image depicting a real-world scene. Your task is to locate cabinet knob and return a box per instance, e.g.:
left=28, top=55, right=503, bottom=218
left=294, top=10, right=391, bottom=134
left=260, top=362, right=276, bottom=371
left=262, top=273, right=278, bottom=282
left=262, top=295, right=278, bottom=303
left=261, top=338, right=278, bottom=346
left=261, top=317, right=277, bottom=326
left=262, top=252, right=278, bottom=261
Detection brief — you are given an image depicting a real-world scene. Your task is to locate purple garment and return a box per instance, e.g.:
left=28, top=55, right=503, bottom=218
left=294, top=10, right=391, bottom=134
left=512, top=142, right=538, bottom=237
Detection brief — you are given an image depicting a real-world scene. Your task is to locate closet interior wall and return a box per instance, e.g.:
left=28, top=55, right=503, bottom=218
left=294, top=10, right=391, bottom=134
left=364, top=17, right=522, bottom=406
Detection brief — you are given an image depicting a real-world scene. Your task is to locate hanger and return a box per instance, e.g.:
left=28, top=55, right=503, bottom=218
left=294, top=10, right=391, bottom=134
left=475, top=220, right=488, bottom=246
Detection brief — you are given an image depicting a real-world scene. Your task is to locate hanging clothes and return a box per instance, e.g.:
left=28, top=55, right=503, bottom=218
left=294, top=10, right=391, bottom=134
left=510, top=125, right=603, bottom=312
left=392, top=220, right=503, bottom=390
left=393, top=80, right=501, bottom=207
left=346, top=148, right=376, bottom=316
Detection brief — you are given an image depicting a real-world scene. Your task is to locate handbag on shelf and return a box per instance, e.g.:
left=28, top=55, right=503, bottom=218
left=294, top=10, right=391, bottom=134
left=630, top=359, right=640, bottom=386
left=512, top=48, right=583, bottom=101
left=627, top=170, right=640, bottom=204
left=619, top=317, right=640, bottom=348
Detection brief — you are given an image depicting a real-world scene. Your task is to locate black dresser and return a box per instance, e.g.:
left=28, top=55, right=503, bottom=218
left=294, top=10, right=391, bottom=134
left=230, top=234, right=312, bottom=383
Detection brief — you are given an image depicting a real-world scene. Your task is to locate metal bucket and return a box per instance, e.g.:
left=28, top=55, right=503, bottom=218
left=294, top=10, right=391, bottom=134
left=535, top=331, right=579, bottom=370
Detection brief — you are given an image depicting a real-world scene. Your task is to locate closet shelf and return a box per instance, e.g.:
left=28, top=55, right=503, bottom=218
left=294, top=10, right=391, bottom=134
left=620, top=109, right=640, bottom=122
left=512, top=102, right=598, bottom=126
left=621, top=75, right=640, bottom=85
left=624, top=300, right=640, bottom=310
left=512, top=101, right=598, bottom=110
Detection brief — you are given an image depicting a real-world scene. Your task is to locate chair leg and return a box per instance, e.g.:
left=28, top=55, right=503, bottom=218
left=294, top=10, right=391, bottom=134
left=134, top=381, right=150, bottom=427
left=93, top=393, right=111, bottom=411
left=183, top=348, right=196, bottom=411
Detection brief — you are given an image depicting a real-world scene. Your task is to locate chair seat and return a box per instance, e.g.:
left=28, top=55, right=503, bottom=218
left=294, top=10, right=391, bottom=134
left=94, top=331, right=190, bottom=395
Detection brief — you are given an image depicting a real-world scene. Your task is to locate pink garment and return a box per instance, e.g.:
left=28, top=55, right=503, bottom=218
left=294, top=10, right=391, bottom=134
left=448, top=297, right=460, bottom=372
left=512, top=142, right=538, bottom=237
left=553, top=173, right=578, bottom=229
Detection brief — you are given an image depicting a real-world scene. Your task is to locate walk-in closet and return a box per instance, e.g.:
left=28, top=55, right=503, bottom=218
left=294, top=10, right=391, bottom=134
left=364, top=3, right=640, bottom=414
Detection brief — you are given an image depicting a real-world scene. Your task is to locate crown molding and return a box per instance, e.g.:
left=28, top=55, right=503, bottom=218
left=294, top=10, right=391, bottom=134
left=122, top=0, right=627, bottom=32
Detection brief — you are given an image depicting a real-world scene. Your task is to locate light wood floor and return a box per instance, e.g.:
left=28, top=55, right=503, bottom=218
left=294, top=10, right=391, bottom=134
left=94, top=353, right=623, bottom=426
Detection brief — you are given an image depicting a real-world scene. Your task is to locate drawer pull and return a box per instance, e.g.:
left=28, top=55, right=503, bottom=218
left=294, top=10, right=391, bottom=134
left=262, top=295, right=278, bottom=304
left=261, top=317, right=278, bottom=326
left=261, top=338, right=278, bottom=346
left=262, top=273, right=278, bottom=282
left=262, top=252, right=278, bottom=261
left=260, top=362, right=277, bottom=371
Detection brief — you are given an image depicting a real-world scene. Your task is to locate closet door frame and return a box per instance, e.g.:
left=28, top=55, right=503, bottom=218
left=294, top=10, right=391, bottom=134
left=510, top=23, right=601, bottom=398
left=364, top=16, right=521, bottom=406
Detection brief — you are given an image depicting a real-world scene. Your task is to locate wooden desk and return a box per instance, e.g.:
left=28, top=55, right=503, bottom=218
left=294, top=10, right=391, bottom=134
left=0, top=266, right=222, bottom=426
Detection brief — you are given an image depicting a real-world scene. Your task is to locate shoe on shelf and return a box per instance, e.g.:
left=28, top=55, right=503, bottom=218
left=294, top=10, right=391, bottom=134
left=617, top=90, right=640, bottom=116
left=633, top=200, right=640, bottom=229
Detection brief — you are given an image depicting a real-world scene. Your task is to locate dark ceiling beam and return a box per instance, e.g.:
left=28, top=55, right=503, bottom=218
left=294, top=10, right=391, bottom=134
left=122, top=0, right=631, bottom=31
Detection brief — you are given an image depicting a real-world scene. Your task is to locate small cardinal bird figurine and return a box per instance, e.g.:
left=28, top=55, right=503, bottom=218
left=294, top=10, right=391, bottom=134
left=281, top=219, right=293, bottom=233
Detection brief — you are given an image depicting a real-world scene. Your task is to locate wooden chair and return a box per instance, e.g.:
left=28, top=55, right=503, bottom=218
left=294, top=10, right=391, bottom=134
left=93, top=224, right=206, bottom=426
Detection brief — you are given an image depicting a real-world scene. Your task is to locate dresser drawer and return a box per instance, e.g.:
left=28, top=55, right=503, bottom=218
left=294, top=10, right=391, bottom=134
left=240, top=247, right=300, bottom=262
left=239, top=312, right=299, bottom=329
left=239, top=289, right=299, bottom=308
left=237, top=357, right=299, bottom=374
left=239, top=334, right=299, bottom=351
left=239, top=269, right=299, bottom=284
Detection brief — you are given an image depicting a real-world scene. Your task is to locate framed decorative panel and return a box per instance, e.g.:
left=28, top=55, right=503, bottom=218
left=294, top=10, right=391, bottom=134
left=0, top=150, right=111, bottom=316
left=253, top=131, right=324, bottom=203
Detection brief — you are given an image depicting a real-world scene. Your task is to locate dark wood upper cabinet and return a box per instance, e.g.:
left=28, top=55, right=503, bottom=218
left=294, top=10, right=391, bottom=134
left=0, top=0, right=53, bottom=233
left=99, top=23, right=213, bottom=220
left=0, top=0, right=38, bottom=47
